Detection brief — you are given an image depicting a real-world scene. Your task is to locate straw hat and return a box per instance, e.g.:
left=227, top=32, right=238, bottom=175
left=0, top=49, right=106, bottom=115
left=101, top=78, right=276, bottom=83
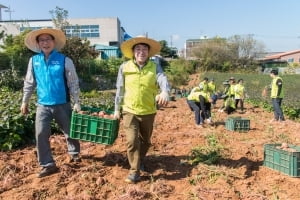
left=121, top=36, right=161, bottom=58
left=24, top=28, right=66, bottom=53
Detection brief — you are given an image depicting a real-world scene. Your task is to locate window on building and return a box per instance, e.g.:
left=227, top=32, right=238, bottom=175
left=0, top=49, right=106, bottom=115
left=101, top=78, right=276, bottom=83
left=287, top=58, right=294, bottom=63
left=65, top=25, right=100, bottom=38
left=20, top=26, right=53, bottom=32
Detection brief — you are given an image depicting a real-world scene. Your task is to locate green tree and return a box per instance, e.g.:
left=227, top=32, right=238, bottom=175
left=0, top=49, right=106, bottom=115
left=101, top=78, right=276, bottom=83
left=1, top=30, right=34, bottom=75
left=61, top=37, right=99, bottom=74
left=228, top=34, right=265, bottom=70
left=165, top=59, right=196, bottom=88
left=192, top=35, right=265, bottom=72
left=49, top=7, right=99, bottom=75
left=159, top=40, right=178, bottom=58
left=192, top=37, right=233, bottom=72
left=49, top=6, right=70, bottom=30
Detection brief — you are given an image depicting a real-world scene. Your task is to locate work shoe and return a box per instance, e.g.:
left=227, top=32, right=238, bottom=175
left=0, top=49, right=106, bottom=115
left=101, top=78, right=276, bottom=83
left=140, top=163, right=146, bottom=172
left=125, top=173, right=141, bottom=184
left=37, top=165, right=59, bottom=178
left=70, top=154, right=82, bottom=163
left=195, top=123, right=203, bottom=128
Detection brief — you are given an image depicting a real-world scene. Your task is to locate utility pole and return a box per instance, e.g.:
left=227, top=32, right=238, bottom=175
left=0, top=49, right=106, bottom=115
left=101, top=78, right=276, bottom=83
left=5, top=6, right=14, bottom=21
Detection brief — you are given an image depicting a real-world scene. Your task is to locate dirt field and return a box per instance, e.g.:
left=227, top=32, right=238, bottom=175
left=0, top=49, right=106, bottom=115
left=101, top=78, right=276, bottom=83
left=1, top=75, right=300, bottom=200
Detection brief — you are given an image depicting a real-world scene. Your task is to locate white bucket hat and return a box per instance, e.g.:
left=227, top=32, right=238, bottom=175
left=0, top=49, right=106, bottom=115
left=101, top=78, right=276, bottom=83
left=121, top=35, right=161, bottom=59
left=24, top=28, right=66, bottom=53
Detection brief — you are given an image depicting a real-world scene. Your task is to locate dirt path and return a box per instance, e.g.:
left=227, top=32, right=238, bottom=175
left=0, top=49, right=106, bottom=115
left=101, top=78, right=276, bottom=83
left=1, top=95, right=300, bottom=200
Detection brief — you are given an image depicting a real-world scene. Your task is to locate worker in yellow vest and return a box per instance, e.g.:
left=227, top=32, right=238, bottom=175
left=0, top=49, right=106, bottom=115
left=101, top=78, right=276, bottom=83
left=234, top=79, right=246, bottom=113
left=208, top=78, right=218, bottom=108
left=199, top=77, right=209, bottom=93
left=187, top=86, right=204, bottom=127
left=198, top=88, right=213, bottom=124
left=269, top=69, right=285, bottom=122
left=114, top=36, right=170, bottom=183
left=219, top=79, right=236, bottom=114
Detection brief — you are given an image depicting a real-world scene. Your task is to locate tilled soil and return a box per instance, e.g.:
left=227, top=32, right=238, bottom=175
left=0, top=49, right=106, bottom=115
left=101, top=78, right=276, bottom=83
left=1, top=85, right=300, bottom=199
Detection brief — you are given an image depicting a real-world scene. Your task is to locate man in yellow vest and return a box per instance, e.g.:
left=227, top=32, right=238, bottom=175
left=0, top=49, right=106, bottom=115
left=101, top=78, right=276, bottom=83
left=114, top=36, right=170, bottom=183
left=269, top=69, right=285, bottom=122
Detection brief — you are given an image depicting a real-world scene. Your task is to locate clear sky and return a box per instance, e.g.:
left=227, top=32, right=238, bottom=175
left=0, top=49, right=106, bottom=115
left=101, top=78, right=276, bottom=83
left=1, top=0, right=300, bottom=52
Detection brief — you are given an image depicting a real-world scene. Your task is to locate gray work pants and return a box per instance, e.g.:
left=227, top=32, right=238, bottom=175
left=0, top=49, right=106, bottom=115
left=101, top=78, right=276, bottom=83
left=35, top=103, right=80, bottom=167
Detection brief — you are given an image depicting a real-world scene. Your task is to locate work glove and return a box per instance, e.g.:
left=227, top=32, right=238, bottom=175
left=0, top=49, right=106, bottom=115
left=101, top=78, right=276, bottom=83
left=73, top=103, right=81, bottom=112
left=20, top=103, right=29, bottom=115
left=113, top=111, right=120, bottom=120
left=156, top=91, right=169, bottom=107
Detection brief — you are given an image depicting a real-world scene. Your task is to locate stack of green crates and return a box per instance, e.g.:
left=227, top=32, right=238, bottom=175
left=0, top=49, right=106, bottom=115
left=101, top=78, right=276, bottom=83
left=70, top=106, right=119, bottom=145
left=264, top=144, right=300, bottom=177
left=225, top=116, right=250, bottom=132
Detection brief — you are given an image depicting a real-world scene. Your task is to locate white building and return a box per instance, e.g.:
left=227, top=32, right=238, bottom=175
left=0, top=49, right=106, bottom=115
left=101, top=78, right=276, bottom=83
left=0, top=17, right=125, bottom=48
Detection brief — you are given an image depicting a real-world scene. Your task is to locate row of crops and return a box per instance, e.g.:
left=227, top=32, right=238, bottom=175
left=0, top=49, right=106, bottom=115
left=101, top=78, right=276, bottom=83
left=0, top=87, right=115, bottom=151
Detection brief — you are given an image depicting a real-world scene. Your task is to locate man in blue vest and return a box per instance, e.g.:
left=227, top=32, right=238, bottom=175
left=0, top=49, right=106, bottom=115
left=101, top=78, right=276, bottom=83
left=20, top=28, right=81, bottom=178
left=114, top=36, right=170, bottom=183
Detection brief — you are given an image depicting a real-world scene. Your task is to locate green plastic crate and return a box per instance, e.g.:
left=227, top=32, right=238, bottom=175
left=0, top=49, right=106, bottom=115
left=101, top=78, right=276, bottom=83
left=70, top=106, right=119, bottom=145
left=264, top=144, right=300, bottom=177
left=225, top=117, right=250, bottom=132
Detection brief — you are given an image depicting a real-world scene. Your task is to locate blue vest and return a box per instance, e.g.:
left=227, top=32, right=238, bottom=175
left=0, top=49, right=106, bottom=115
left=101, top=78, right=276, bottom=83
left=32, top=50, right=69, bottom=105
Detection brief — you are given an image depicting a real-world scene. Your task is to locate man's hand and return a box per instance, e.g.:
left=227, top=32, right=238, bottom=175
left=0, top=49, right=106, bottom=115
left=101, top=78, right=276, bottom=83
left=113, top=111, right=120, bottom=119
left=156, top=91, right=169, bottom=107
left=73, top=103, right=81, bottom=112
left=20, top=103, right=29, bottom=115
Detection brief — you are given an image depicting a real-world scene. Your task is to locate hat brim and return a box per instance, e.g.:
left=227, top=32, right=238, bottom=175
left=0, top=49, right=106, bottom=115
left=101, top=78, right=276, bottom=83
left=121, top=37, right=161, bottom=59
left=24, top=28, right=66, bottom=53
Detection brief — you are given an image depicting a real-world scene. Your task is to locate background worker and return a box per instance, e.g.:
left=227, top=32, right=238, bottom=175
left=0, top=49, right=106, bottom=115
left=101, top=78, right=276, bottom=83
left=234, top=79, right=246, bottom=113
left=208, top=78, right=218, bottom=108
left=219, top=80, right=236, bottom=114
left=198, top=88, right=213, bottom=124
left=187, top=86, right=204, bottom=127
left=199, top=77, right=209, bottom=93
left=268, top=69, right=285, bottom=122
left=20, top=28, right=81, bottom=178
left=113, top=36, right=170, bottom=184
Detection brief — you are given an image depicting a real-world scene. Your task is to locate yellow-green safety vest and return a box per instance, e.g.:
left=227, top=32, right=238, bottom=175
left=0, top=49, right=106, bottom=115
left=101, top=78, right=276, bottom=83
left=234, top=84, right=245, bottom=99
left=199, top=81, right=209, bottom=93
left=122, top=60, right=158, bottom=115
left=271, top=76, right=284, bottom=98
left=187, top=90, right=210, bottom=102
left=208, top=82, right=216, bottom=94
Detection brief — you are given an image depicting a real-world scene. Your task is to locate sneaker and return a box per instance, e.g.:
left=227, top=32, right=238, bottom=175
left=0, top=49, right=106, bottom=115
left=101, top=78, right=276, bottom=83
left=125, top=173, right=141, bottom=184
left=206, top=118, right=212, bottom=124
left=37, top=165, right=59, bottom=178
left=70, top=154, right=82, bottom=163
